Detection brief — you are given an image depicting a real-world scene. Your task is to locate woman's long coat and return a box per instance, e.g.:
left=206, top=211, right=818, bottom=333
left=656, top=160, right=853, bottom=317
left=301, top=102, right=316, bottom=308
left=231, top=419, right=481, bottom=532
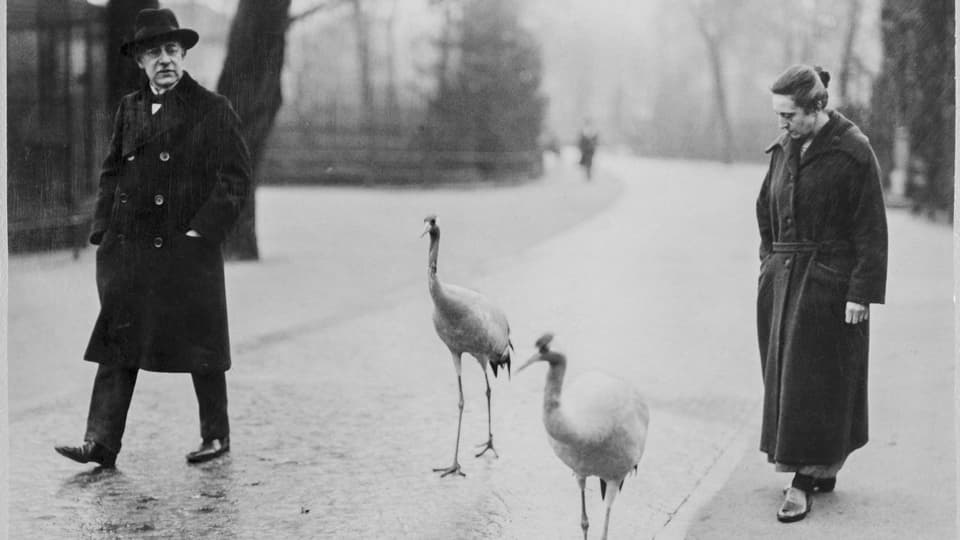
left=84, top=72, right=251, bottom=373
left=756, top=110, right=887, bottom=465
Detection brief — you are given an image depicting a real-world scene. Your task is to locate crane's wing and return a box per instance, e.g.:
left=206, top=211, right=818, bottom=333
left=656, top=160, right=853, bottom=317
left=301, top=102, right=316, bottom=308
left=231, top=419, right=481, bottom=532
left=433, top=283, right=511, bottom=366
left=564, top=372, right=649, bottom=448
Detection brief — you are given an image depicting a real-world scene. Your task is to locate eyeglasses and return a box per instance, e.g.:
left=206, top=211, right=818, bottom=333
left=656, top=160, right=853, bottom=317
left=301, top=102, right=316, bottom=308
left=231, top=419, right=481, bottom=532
left=140, top=42, right=183, bottom=61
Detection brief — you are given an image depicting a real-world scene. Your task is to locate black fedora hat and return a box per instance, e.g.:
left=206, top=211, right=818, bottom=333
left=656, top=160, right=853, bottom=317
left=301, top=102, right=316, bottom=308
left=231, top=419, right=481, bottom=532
left=121, top=8, right=199, bottom=57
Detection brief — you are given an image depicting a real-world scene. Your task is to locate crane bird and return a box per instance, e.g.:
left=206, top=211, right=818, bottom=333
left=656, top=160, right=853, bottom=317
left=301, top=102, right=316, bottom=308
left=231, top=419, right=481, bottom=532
left=422, top=215, right=513, bottom=478
left=518, top=333, right=650, bottom=540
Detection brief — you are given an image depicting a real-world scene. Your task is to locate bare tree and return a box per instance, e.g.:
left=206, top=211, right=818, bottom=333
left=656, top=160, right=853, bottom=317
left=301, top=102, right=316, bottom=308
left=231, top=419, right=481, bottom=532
left=217, top=0, right=342, bottom=260
left=350, top=0, right=375, bottom=129
left=384, top=0, right=400, bottom=120
left=688, top=0, right=738, bottom=163
left=430, top=0, right=460, bottom=98
left=349, top=0, right=377, bottom=175
left=216, top=0, right=291, bottom=260
left=837, top=0, right=863, bottom=105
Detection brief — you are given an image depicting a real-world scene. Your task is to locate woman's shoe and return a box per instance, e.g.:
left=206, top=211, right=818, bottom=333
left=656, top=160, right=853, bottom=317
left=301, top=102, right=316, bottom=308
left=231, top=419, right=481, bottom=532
left=783, top=476, right=837, bottom=494
left=777, top=486, right=812, bottom=523
left=814, top=477, right=836, bottom=493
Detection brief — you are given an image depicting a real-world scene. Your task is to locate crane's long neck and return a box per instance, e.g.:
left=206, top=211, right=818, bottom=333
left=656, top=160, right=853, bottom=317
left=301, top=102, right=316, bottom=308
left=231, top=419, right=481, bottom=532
left=542, top=358, right=577, bottom=443
left=427, top=229, right=448, bottom=303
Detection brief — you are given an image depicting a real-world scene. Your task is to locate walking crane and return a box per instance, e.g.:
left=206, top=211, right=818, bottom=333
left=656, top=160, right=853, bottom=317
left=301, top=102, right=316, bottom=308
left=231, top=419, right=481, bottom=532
left=422, top=215, right=512, bottom=478
left=518, top=333, right=649, bottom=539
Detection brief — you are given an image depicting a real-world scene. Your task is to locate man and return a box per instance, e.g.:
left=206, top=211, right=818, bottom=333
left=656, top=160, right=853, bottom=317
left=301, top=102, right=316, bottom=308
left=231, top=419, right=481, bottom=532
left=55, top=8, right=251, bottom=467
left=577, top=119, right=599, bottom=180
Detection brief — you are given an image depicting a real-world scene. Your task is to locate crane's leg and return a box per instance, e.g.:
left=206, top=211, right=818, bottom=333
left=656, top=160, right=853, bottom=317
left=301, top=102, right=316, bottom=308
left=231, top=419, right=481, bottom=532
left=433, top=359, right=466, bottom=477
left=578, top=476, right=589, bottom=540
left=599, top=480, right=620, bottom=540
left=475, top=367, right=498, bottom=458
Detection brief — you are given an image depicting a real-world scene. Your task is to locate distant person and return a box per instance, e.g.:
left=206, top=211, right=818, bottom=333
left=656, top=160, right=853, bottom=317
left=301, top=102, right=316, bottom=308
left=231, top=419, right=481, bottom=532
left=55, top=8, right=251, bottom=468
left=756, top=64, right=887, bottom=522
left=577, top=119, right=599, bottom=180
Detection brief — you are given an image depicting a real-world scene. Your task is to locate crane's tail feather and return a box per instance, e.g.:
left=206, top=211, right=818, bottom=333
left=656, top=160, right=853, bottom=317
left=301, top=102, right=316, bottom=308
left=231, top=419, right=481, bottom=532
left=600, top=478, right=627, bottom=500
left=490, top=342, right=512, bottom=380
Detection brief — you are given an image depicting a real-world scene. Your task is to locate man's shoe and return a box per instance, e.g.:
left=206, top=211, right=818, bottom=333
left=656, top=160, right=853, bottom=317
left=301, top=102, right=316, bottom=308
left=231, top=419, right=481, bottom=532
left=186, top=437, right=230, bottom=463
left=54, top=440, right=117, bottom=468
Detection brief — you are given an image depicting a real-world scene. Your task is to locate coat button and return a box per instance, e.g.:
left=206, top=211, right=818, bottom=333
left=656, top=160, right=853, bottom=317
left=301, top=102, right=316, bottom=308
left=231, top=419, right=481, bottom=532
left=153, top=236, right=163, bottom=248
left=119, top=193, right=129, bottom=204
left=117, top=233, right=125, bottom=241
left=785, top=259, right=792, bottom=267
left=154, top=194, right=165, bottom=206
left=127, top=155, right=135, bottom=162
left=159, top=151, right=170, bottom=162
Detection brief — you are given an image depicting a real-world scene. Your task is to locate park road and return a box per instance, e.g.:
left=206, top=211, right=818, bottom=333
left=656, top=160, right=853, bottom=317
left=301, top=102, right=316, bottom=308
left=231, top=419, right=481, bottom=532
left=9, top=153, right=952, bottom=539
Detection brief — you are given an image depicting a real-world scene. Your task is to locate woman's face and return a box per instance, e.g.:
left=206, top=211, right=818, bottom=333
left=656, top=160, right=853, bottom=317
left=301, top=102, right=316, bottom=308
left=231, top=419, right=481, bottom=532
left=772, top=94, right=818, bottom=140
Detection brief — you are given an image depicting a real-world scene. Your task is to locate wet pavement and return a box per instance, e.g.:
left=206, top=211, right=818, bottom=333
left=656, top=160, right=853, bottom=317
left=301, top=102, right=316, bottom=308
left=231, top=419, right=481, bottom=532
left=8, top=153, right=951, bottom=538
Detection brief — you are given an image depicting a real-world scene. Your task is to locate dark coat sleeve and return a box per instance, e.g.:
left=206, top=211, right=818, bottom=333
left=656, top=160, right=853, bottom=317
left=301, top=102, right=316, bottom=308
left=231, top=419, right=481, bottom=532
left=756, top=158, right=774, bottom=261
left=90, top=102, right=125, bottom=245
left=188, top=96, right=252, bottom=243
left=846, top=146, right=888, bottom=305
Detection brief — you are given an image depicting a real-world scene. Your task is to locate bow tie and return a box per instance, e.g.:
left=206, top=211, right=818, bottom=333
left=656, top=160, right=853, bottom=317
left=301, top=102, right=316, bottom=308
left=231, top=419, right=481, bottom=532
left=150, top=93, right=166, bottom=104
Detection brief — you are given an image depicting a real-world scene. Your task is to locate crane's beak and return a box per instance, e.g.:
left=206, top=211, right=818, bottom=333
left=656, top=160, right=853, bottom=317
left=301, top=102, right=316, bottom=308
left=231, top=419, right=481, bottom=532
left=420, top=222, right=431, bottom=238
left=515, top=353, right=543, bottom=374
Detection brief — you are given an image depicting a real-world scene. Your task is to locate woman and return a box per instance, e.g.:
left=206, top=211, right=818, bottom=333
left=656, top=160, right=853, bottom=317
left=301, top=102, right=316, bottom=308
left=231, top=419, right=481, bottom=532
left=756, top=64, right=888, bottom=523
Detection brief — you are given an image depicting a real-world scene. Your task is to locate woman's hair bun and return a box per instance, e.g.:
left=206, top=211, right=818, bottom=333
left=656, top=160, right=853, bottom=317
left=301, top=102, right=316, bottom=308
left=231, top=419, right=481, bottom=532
left=814, top=66, right=831, bottom=88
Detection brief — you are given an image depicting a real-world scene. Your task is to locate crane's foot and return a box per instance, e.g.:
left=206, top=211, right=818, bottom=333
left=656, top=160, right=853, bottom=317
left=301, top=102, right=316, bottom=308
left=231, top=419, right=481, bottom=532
left=474, top=439, right=498, bottom=458
left=432, top=463, right=465, bottom=478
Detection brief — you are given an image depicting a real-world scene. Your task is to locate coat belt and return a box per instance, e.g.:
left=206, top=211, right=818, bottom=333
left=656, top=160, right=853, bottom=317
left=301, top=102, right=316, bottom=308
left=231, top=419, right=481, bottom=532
left=772, top=240, right=851, bottom=254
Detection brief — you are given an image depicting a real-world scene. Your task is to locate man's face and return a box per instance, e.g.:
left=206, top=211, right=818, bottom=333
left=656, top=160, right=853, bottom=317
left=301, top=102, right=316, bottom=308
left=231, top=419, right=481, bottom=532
left=771, top=94, right=817, bottom=140
left=136, top=41, right=185, bottom=90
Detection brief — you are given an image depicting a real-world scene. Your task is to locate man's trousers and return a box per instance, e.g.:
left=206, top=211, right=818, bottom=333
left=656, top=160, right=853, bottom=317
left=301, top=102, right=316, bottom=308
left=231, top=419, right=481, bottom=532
left=83, top=363, right=229, bottom=453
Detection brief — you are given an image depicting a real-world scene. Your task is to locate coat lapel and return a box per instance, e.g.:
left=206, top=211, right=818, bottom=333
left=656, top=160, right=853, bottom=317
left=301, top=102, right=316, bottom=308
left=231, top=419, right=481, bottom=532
left=121, top=90, right=154, bottom=158
left=152, top=91, right=188, bottom=142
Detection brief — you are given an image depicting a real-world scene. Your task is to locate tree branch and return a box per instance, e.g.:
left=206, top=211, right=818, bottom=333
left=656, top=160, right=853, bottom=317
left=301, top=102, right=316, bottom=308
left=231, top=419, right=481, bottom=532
left=287, top=0, right=343, bottom=26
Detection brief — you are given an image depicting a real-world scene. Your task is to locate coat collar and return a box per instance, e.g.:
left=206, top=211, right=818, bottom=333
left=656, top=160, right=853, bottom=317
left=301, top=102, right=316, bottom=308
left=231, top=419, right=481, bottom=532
left=763, top=109, right=858, bottom=162
left=130, top=71, right=203, bottom=110
left=122, top=72, right=204, bottom=157
left=798, top=110, right=856, bottom=166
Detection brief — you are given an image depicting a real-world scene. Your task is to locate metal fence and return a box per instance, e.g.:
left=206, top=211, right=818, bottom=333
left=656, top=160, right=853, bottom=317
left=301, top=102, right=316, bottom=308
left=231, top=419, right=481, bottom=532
left=7, top=0, right=109, bottom=254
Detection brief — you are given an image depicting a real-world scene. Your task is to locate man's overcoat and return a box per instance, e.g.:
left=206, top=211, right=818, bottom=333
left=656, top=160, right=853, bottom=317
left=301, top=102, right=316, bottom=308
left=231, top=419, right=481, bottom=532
left=84, top=72, right=251, bottom=373
left=756, top=110, right=887, bottom=465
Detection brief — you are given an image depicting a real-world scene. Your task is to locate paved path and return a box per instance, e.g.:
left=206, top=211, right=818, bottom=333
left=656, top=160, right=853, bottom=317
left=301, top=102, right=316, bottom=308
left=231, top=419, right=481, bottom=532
left=8, top=153, right=953, bottom=539
left=683, top=177, right=955, bottom=539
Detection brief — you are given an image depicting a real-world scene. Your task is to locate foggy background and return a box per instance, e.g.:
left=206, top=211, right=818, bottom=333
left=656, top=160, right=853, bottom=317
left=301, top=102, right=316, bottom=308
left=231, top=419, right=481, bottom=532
left=6, top=0, right=953, bottom=256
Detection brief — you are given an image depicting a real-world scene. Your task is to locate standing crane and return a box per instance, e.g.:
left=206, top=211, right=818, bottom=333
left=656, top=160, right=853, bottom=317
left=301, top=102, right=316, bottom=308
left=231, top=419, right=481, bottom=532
left=422, top=215, right=512, bottom=478
left=518, top=333, right=650, bottom=540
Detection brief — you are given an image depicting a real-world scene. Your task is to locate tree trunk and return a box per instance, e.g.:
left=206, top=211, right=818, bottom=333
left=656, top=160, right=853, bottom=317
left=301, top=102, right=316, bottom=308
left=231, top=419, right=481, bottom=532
left=216, top=0, right=292, bottom=260
left=706, top=36, right=735, bottom=163
left=838, top=0, right=863, bottom=105
left=436, top=1, right=454, bottom=98
left=694, top=17, right=734, bottom=163
left=106, top=0, right=158, bottom=107
left=350, top=0, right=375, bottom=176
left=385, top=0, right=400, bottom=121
